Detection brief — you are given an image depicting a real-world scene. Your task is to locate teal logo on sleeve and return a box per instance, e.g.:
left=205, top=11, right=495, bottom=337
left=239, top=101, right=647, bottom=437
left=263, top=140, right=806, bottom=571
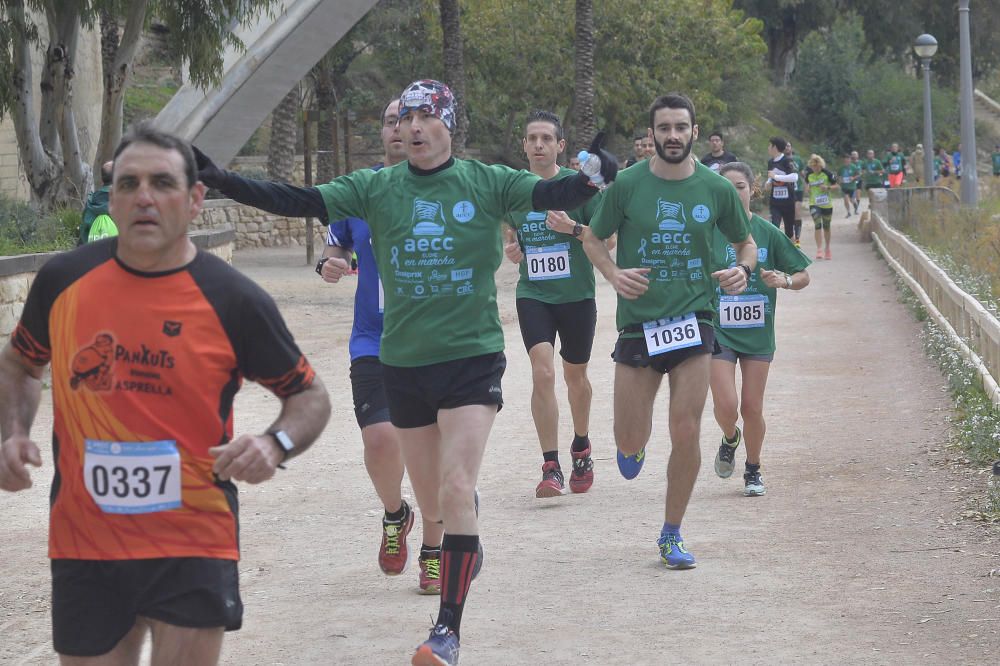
left=758, top=248, right=768, bottom=262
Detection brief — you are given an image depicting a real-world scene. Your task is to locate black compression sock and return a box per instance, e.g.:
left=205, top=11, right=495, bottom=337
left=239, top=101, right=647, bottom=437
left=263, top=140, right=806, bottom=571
left=384, top=502, right=407, bottom=522
left=542, top=450, right=560, bottom=466
left=437, top=534, right=480, bottom=638
left=571, top=434, right=590, bottom=452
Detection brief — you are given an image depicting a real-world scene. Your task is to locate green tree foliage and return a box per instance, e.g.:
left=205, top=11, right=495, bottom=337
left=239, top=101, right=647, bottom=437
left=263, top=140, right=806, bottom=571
left=788, top=15, right=959, bottom=156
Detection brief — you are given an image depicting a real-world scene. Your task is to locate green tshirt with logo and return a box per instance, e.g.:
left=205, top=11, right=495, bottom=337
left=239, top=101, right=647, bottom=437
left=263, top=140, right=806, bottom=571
left=712, top=213, right=811, bottom=356
left=884, top=151, right=906, bottom=175
left=507, top=167, right=600, bottom=304
left=589, top=160, right=750, bottom=336
left=317, top=159, right=541, bottom=367
left=838, top=163, right=861, bottom=192
left=862, top=159, right=884, bottom=186
left=806, top=169, right=837, bottom=209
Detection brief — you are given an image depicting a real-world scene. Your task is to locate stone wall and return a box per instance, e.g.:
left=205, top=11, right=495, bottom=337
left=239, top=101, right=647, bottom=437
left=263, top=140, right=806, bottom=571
left=0, top=230, right=235, bottom=339
left=195, top=199, right=325, bottom=250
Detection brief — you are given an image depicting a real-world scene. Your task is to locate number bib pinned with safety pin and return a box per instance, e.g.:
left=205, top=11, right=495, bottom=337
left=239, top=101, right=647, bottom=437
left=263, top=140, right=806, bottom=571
left=642, top=312, right=702, bottom=356
left=526, top=243, right=571, bottom=280
left=719, top=294, right=766, bottom=328
left=814, top=193, right=830, bottom=206
left=84, top=440, right=182, bottom=514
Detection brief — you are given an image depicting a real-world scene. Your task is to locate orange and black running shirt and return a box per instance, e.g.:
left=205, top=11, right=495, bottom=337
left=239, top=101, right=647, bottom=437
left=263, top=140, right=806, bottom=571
left=11, top=240, right=315, bottom=561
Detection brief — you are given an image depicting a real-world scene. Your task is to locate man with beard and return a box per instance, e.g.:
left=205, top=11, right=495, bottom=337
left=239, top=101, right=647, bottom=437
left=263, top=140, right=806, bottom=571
left=765, top=137, right=799, bottom=240
left=582, top=93, right=756, bottom=569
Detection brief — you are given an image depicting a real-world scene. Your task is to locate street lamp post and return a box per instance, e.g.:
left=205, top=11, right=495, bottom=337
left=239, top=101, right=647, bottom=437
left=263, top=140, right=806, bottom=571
left=958, top=0, right=978, bottom=207
left=915, top=34, right=938, bottom=188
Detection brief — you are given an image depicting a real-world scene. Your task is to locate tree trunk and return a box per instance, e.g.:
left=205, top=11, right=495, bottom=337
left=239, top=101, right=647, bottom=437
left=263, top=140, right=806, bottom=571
left=314, top=66, right=338, bottom=183
left=93, top=0, right=149, bottom=181
left=767, top=11, right=798, bottom=84
left=267, top=85, right=299, bottom=182
left=439, top=0, right=468, bottom=156
left=571, top=0, right=596, bottom=154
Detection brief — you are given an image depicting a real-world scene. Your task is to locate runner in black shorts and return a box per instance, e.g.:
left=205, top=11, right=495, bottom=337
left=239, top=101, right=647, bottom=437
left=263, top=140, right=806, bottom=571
left=195, top=80, right=616, bottom=666
left=0, top=125, right=330, bottom=664
left=766, top=137, right=799, bottom=241
left=612, top=320, right=718, bottom=375
left=318, top=98, right=445, bottom=592
left=501, top=110, right=609, bottom=499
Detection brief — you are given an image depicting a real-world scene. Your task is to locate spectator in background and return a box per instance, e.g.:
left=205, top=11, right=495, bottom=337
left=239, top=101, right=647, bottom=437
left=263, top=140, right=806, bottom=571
left=79, top=161, right=113, bottom=245
left=911, top=144, right=925, bottom=184
left=700, top=131, right=738, bottom=173
left=991, top=144, right=1000, bottom=178
left=953, top=144, right=962, bottom=179
left=640, top=135, right=656, bottom=160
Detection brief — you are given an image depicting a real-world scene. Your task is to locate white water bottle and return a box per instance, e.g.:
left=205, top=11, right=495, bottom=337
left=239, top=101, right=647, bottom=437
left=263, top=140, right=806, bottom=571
left=577, top=150, right=605, bottom=189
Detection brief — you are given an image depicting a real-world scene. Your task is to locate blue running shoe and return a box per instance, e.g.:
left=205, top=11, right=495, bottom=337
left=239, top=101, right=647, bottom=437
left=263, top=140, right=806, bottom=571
left=657, top=532, right=697, bottom=569
left=616, top=447, right=646, bottom=480
left=412, top=624, right=460, bottom=666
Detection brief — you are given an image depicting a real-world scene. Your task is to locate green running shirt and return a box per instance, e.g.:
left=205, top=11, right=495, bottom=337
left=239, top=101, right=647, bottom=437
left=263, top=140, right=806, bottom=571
left=589, top=161, right=750, bottom=336
left=507, top=166, right=600, bottom=304
left=712, top=213, right=812, bottom=356
left=317, top=159, right=540, bottom=367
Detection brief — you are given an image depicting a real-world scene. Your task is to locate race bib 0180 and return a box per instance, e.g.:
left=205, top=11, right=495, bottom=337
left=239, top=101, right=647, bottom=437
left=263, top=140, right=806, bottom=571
left=526, top=243, right=571, bottom=280
left=719, top=294, right=766, bottom=329
left=84, top=440, right=182, bottom=514
left=642, top=313, right=702, bottom=356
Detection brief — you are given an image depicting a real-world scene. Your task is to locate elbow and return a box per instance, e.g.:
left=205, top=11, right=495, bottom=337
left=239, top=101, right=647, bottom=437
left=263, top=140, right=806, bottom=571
left=796, top=271, right=811, bottom=289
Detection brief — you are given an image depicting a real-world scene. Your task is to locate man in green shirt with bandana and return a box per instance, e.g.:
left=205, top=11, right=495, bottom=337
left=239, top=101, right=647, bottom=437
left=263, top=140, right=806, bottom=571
left=582, top=93, right=757, bottom=571
left=195, top=79, right=617, bottom=666
left=501, top=110, right=606, bottom=499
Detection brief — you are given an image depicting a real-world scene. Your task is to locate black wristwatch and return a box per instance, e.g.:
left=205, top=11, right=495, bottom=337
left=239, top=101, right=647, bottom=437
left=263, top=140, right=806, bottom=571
left=267, top=429, right=295, bottom=467
left=737, top=263, right=752, bottom=280
left=572, top=223, right=583, bottom=237
left=315, top=257, right=330, bottom=276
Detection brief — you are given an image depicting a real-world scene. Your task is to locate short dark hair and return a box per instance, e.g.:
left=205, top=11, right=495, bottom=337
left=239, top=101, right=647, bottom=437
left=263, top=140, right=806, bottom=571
left=382, top=97, right=400, bottom=124
left=525, top=110, right=564, bottom=141
left=769, top=136, right=787, bottom=153
left=100, top=162, right=113, bottom=185
left=648, top=93, right=696, bottom=130
left=634, top=135, right=646, bottom=142
left=709, top=131, right=723, bottom=141
left=113, top=122, right=198, bottom=188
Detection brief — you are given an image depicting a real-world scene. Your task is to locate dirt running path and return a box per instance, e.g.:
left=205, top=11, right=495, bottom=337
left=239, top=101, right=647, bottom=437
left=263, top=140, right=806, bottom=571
left=3, top=198, right=999, bottom=664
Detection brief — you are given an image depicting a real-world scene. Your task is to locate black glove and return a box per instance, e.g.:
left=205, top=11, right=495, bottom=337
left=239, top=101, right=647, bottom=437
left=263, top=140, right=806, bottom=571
left=588, top=131, right=619, bottom=185
left=192, top=145, right=228, bottom=190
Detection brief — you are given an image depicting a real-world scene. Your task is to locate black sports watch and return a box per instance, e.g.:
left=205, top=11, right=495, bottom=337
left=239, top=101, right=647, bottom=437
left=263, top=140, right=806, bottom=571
left=268, top=429, right=295, bottom=465
left=572, top=223, right=583, bottom=237
left=737, top=263, right=752, bottom=280
left=315, top=256, right=330, bottom=276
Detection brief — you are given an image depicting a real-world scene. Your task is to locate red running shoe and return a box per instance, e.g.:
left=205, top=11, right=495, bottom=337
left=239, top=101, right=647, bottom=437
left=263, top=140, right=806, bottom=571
left=418, top=550, right=441, bottom=595
left=535, top=461, right=566, bottom=498
left=379, top=500, right=414, bottom=575
left=569, top=445, right=595, bottom=493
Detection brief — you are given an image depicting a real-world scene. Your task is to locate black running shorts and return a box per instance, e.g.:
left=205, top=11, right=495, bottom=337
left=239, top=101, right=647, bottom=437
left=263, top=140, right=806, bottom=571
left=382, top=352, right=506, bottom=429
left=52, top=557, right=243, bottom=657
left=612, top=322, right=717, bottom=375
left=769, top=204, right=796, bottom=239
left=515, top=297, right=597, bottom=365
left=349, top=356, right=391, bottom=428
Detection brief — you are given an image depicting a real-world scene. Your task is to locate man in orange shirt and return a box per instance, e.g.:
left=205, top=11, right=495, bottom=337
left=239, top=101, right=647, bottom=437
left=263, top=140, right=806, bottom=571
left=0, top=123, right=331, bottom=664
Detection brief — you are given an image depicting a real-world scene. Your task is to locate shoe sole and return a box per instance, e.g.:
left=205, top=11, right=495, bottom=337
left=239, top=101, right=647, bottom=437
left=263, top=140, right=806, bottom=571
left=744, top=488, right=766, bottom=497
left=412, top=646, right=450, bottom=666
left=663, top=560, right=698, bottom=570
left=417, top=583, right=441, bottom=595
left=535, top=482, right=565, bottom=498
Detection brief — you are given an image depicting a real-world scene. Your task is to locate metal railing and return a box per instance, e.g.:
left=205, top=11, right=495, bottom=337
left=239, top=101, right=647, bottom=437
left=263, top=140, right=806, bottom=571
left=869, top=192, right=1000, bottom=406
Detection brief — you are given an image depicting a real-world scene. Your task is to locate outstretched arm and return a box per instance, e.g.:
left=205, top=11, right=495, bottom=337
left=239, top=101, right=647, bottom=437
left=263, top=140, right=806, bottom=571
left=0, top=344, right=44, bottom=492
left=194, top=146, right=328, bottom=221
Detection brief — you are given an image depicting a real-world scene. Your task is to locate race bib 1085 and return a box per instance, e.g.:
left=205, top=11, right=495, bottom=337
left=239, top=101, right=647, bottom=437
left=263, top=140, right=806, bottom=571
left=719, top=294, right=766, bottom=328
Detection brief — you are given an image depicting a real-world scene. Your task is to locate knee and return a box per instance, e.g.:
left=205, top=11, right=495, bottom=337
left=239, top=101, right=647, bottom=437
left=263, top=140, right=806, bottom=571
left=531, top=362, right=556, bottom=390
left=740, top=401, right=764, bottom=423
left=670, top=416, right=701, bottom=444
left=438, top=469, right=476, bottom=510
left=614, top=423, right=648, bottom=455
left=563, top=366, right=591, bottom=393
left=363, top=427, right=400, bottom=461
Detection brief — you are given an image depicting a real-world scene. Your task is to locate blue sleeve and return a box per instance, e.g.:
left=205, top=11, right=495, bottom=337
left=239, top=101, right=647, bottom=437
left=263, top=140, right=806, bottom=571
left=328, top=219, right=357, bottom=249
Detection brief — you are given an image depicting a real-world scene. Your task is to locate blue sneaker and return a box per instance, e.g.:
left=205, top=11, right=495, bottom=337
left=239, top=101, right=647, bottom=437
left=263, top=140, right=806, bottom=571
left=616, top=447, right=646, bottom=480
left=657, top=532, right=697, bottom=569
left=412, top=624, right=460, bottom=666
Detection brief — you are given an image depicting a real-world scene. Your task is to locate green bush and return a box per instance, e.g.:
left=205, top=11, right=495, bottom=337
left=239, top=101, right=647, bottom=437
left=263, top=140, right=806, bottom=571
left=0, top=194, right=75, bottom=255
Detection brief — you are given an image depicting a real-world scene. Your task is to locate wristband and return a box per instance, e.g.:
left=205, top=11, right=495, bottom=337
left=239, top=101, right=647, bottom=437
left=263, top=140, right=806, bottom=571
left=784, top=273, right=793, bottom=289
left=315, top=256, right=330, bottom=276
left=737, top=263, right=752, bottom=281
